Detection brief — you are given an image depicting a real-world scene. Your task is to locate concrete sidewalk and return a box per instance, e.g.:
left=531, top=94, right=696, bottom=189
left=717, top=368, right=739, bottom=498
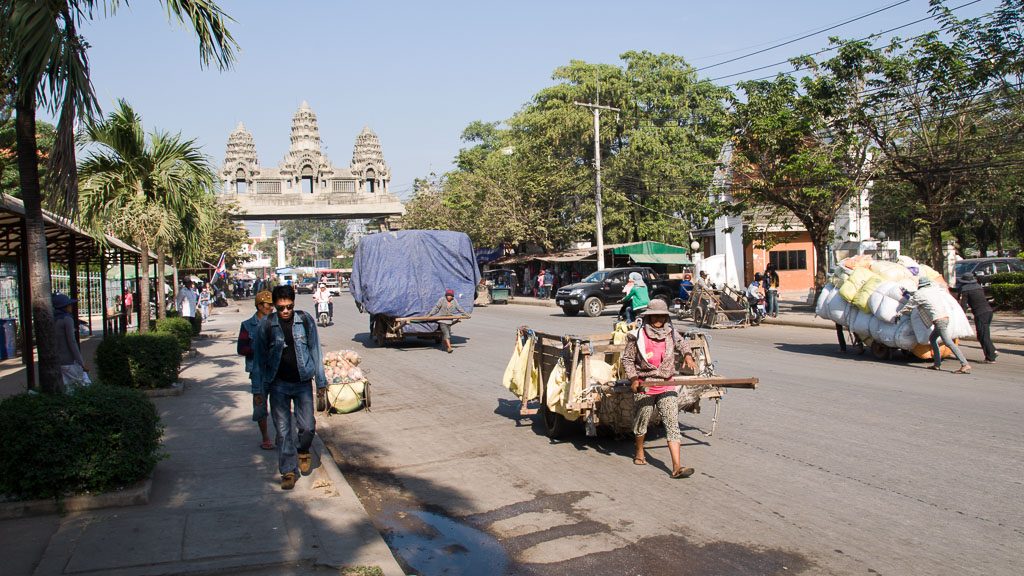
left=503, top=294, right=1024, bottom=344
left=1, top=305, right=404, bottom=576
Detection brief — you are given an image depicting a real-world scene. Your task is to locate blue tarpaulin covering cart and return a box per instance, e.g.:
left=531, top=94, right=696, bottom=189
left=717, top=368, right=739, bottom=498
left=351, top=230, right=480, bottom=346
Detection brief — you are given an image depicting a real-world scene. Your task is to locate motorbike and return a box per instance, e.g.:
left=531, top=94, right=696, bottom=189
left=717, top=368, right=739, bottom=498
left=316, top=300, right=331, bottom=328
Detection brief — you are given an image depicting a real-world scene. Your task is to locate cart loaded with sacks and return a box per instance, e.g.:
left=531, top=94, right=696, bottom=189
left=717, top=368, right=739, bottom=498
left=501, top=323, right=758, bottom=439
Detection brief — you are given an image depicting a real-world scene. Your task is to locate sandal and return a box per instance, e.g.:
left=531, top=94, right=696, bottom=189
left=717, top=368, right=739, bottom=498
left=927, top=365, right=941, bottom=371
left=953, top=365, right=971, bottom=374
left=633, top=457, right=647, bottom=466
left=260, top=440, right=275, bottom=450
left=671, top=467, right=695, bottom=479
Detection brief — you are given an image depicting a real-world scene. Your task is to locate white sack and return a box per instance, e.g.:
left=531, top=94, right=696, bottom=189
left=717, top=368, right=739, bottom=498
left=869, top=316, right=899, bottom=348
left=850, top=308, right=873, bottom=338
left=939, top=291, right=974, bottom=340
left=895, top=317, right=917, bottom=350
left=874, top=296, right=902, bottom=323
left=815, top=284, right=835, bottom=319
left=911, top=313, right=932, bottom=345
left=827, top=291, right=852, bottom=325
left=867, top=291, right=885, bottom=315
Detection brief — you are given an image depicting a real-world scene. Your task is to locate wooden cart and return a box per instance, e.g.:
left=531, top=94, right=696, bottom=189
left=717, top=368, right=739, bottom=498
left=511, top=326, right=758, bottom=439
left=370, top=314, right=469, bottom=346
left=691, top=286, right=757, bottom=329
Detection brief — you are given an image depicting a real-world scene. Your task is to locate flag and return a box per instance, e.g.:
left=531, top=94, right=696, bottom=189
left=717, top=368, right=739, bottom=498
left=210, top=252, right=227, bottom=283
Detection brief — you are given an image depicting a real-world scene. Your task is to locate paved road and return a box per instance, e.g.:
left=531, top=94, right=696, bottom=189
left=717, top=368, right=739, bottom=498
left=308, top=293, right=1023, bottom=576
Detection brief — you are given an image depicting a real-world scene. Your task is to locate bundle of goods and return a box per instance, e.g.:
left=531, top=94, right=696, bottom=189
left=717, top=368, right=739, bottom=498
left=321, top=350, right=370, bottom=413
left=815, top=256, right=973, bottom=359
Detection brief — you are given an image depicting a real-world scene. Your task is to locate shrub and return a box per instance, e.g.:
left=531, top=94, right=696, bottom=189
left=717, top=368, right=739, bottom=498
left=155, top=317, right=193, bottom=352
left=988, top=272, right=1024, bottom=285
left=95, top=332, right=181, bottom=388
left=992, top=283, right=1024, bottom=310
left=0, top=386, right=163, bottom=500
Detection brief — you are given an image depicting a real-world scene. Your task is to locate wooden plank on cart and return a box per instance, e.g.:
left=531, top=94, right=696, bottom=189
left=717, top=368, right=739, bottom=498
left=395, top=315, right=470, bottom=323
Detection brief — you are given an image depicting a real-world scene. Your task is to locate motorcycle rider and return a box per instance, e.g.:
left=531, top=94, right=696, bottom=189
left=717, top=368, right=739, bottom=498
left=312, top=283, right=333, bottom=325
left=745, top=273, right=765, bottom=321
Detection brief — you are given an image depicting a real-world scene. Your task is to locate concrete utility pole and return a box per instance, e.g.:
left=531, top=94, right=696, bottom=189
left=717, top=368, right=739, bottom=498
left=574, top=100, right=619, bottom=270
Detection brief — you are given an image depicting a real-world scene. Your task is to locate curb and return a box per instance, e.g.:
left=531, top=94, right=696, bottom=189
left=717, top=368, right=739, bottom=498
left=507, top=299, right=557, bottom=309
left=762, top=316, right=1024, bottom=346
left=0, top=472, right=153, bottom=520
left=142, top=381, right=184, bottom=397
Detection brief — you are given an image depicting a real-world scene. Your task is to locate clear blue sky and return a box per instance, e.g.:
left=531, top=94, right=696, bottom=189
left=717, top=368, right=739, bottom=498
left=76, top=0, right=995, bottom=200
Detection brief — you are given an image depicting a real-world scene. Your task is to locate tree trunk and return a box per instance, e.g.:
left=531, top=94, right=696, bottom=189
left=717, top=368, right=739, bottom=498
left=138, top=239, right=151, bottom=333
left=809, top=228, right=831, bottom=302
left=927, top=220, right=944, bottom=273
left=16, top=96, right=63, bottom=393
left=156, top=245, right=167, bottom=320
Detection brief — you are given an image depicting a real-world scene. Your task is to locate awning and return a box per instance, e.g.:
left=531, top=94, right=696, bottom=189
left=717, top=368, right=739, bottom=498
left=629, top=253, right=692, bottom=266
left=537, top=252, right=596, bottom=262
left=612, top=241, right=689, bottom=256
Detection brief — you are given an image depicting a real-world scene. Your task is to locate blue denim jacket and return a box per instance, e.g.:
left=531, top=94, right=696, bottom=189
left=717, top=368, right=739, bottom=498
left=251, top=310, right=327, bottom=395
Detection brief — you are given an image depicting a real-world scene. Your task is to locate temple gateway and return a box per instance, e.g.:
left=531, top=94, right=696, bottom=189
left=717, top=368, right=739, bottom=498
left=219, top=101, right=404, bottom=220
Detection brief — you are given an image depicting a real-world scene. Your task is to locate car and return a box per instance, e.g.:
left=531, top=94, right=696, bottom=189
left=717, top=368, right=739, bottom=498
left=553, top=267, right=683, bottom=317
left=295, top=277, right=318, bottom=294
left=953, top=257, right=1024, bottom=302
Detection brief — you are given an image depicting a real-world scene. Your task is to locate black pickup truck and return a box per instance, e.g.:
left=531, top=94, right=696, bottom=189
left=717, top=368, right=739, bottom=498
left=554, top=267, right=683, bottom=317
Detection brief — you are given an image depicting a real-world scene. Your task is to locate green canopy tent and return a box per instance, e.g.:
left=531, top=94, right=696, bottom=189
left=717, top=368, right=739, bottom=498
left=611, top=241, right=692, bottom=268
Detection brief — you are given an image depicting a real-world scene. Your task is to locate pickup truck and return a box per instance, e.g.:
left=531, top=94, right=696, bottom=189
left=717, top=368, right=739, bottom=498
left=554, top=267, right=683, bottom=317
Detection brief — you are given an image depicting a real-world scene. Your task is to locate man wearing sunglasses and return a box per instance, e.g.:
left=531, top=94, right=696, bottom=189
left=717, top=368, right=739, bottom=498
left=252, top=285, right=327, bottom=490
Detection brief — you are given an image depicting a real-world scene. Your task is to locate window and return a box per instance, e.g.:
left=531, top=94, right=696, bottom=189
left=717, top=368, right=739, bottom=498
left=769, top=250, right=807, bottom=270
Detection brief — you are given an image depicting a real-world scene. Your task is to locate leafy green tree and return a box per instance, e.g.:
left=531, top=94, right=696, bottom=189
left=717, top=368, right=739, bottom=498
left=1, top=0, right=236, bottom=392
left=78, top=100, right=218, bottom=330
left=0, top=114, right=55, bottom=195
left=279, top=219, right=351, bottom=267
left=731, top=44, right=875, bottom=292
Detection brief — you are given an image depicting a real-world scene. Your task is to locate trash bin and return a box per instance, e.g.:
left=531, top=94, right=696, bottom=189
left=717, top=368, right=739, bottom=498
left=0, top=319, right=17, bottom=360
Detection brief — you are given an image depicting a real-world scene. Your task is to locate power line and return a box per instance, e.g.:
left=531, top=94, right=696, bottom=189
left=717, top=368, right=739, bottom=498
left=696, top=0, right=913, bottom=72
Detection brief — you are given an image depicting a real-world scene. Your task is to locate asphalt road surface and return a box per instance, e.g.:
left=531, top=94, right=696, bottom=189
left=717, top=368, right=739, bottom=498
left=307, top=293, right=1023, bottom=576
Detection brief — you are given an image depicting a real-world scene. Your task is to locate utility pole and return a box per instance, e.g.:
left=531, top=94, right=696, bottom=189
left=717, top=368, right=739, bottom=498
left=574, top=100, right=618, bottom=270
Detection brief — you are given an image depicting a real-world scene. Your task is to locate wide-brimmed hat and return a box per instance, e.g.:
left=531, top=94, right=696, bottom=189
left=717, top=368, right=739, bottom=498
left=917, top=276, right=932, bottom=288
left=638, top=299, right=671, bottom=317
left=960, top=272, right=977, bottom=283
left=52, top=293, right=76, bottom=309
left=255, top=290, right=273, bottom=305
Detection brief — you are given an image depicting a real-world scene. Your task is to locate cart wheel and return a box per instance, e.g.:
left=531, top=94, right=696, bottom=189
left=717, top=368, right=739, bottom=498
left=870, top=341, right=891, bottom=360
left=539, top=405, right=567, bottom=439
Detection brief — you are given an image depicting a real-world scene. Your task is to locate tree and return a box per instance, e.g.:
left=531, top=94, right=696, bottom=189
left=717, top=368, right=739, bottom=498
left=831, top=0, right=1024, bottom=269
left=0, top=114, right=55, bottom=195
left=1, top=0, right=236, bottom=392
left=78, top=100, right=218, bottom=330
left=731, top=45, right=875, bottom=293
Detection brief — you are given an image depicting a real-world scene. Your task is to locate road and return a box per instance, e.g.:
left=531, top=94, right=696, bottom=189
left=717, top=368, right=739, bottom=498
left=307, top=293, right=1023, bottom=576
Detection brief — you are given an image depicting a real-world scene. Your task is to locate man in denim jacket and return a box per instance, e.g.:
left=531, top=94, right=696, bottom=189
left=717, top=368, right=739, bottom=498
left=252, top=285, right=327, bottom=489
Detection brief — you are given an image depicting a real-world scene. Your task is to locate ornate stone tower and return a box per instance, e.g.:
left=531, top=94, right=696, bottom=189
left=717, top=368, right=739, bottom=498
left=278, top=101, right=334, bottom=190
left=351, top=126, right=390, bottom=194
left=221, top=122, right=259, bottom=193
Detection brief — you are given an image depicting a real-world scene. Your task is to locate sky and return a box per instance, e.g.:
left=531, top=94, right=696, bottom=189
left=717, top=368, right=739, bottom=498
left=74, top=0, right=997, bottom=202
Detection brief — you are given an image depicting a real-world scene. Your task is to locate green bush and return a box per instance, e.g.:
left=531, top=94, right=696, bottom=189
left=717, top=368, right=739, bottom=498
left=155, top=317, right=193, bottom=352
left=0, top=386, right=163, bottom=500
left=95, top=332, right=181, bottom=388
left=992, top=283, right=1024, bottom=310
left=988, top=272, right=1024, bottom=285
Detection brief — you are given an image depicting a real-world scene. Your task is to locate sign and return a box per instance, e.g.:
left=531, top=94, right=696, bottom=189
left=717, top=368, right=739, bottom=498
left=314, top=259, right=331, bottom=269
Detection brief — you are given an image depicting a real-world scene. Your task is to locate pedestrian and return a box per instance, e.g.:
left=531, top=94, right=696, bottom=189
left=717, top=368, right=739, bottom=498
left=764, top=264, right=780, bottom=317
left=429, top=289, right=468, bottom=353
left=238, top=290, right=277, bottom=450
left=544, top=269, right=554, bottom=294
left=176, top=279, right=201, bottom=334
left=53, top=293, right=89, bottom=390
left=621, top=299, right=698, bottom=478
left=252, top=285, right=327, bottom=490
left=958, top=273, right=997, bottom=363
left=898, top=276, right=971, bottom=374
left=619, top=271, right=649, bottom=322
left=123, top=289, right=134, bottom=326
left=198, top=286, right=211, bottom=321
left=537, top=269, right=547, bottom=299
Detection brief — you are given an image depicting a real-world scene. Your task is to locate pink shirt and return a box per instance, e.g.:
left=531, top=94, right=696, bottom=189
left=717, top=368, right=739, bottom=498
left=641, top=334, right=674, bottom=395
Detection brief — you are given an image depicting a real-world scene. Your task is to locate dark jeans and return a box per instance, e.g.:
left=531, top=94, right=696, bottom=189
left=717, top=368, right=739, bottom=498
left=974, top=311, right=996, bottom=360
left=269, top=378, right=315, bottom=476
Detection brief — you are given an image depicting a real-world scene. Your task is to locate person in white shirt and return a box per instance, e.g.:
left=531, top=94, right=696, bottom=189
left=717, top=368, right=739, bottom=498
left=312, top=283, right=333, bottom=324
left=176, top=279, right=200, bottom=334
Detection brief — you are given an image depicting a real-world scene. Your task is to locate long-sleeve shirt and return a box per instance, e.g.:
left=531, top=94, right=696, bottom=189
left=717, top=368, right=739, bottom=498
left=900, top=284, right=949, bottom=325
left=176, top=288, right=198, bottom=318
left=621, top=327, right=692, bottom=383
left=428, top=297, right=466, bottom=324
left=960, top=286, right=992, bottom=316
left=54, top=314, right=84, bottom=367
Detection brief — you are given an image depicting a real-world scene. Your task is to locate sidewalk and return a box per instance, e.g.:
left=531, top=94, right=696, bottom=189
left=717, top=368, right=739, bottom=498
left=0, top=306, right=405, bottom=576
left=503, top=294, right=1024, bottom=345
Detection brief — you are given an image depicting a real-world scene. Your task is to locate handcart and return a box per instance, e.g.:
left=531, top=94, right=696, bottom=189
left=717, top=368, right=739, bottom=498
left=370, top=314, right=469, bottom=346
left=692, top=286, right=756, bottom=328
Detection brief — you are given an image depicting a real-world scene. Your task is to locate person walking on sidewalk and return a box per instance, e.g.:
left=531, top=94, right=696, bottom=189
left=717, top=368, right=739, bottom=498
left=253, top=285, right=327, bottom=490
left=764, top=264, right=780, bottom=318
left=958, top=272, right=998, bottom=363
left=238, top=290, right=277, bottom=450
left=898, top=276, right=972, bottom=374
left=176, top=279, right=200, bottom=335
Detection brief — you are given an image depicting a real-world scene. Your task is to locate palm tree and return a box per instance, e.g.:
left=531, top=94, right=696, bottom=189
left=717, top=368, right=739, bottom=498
left=1, top=1, right=235, bottom=391
left=78, top=100, right=217, bottom=331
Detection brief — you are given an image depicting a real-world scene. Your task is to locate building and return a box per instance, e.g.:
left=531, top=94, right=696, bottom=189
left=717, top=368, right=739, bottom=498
left=221, top=101, right=392, bottom=197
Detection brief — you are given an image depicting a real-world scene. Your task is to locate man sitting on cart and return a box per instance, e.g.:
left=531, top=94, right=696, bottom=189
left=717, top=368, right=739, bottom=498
left=429, top=289, right=467, bottom=353
left=621, top=299, right=699, bottom=479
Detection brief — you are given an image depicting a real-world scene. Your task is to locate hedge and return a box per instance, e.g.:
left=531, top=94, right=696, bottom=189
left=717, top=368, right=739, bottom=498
left=0, top=386, right=163, bottom=500
left=992, top=284, right=1024, bottom=310
left=988, top=272, right=1024, bottom=285
left=155, top=317, right=193, bottom=353
left=95, top=332, right=181, bottom=389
